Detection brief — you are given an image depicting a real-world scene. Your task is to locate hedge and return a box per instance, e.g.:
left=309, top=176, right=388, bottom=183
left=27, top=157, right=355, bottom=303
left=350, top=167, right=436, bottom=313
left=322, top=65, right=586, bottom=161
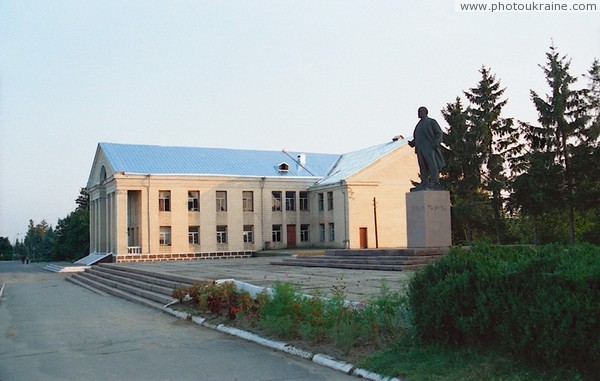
left=408, top=244, right=600, bottom=376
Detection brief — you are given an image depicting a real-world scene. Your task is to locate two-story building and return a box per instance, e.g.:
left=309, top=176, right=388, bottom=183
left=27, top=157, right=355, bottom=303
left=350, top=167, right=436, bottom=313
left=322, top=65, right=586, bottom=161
left=86, top=139, right=418, bottom=262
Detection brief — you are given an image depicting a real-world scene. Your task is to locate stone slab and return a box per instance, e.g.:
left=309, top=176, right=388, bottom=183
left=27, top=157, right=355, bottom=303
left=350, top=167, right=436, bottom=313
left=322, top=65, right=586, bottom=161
left=406, top=190, right=451, bottom=248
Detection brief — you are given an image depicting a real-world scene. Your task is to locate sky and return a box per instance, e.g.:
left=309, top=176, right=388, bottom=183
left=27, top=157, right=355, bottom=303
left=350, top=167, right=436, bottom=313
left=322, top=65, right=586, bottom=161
left=1, top=0, right=599, bottom=243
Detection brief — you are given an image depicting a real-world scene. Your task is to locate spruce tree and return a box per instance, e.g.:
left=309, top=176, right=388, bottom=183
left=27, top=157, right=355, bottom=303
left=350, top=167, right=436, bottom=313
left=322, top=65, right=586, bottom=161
left=518, top=46, right=588, bottom=243
left=463, top=66, right=517, bottom=243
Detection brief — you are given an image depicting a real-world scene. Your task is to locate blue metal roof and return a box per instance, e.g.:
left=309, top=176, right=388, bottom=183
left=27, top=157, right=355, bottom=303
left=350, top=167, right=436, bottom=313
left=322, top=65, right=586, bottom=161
left=99, top=143, right=340, bottom=178
left=315, top=139, right=408, bottom=186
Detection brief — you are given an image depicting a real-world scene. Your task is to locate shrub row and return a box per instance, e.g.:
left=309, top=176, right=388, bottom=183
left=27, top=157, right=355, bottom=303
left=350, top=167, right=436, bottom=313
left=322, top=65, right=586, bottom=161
left=408, top=244, right=600, bottom=376
left=173, top=280, right=410, bottom=355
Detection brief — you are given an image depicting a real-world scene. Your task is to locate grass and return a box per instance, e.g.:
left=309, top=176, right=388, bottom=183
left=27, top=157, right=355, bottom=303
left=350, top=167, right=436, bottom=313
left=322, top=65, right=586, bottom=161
left=172, top=279, right=590, bottom=380
left=360, top=340, right=585, bottom=381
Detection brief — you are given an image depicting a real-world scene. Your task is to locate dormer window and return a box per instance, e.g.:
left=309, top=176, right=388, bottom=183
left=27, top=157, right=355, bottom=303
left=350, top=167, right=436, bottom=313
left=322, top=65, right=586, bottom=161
left=278, top=162, right=290, bottom=173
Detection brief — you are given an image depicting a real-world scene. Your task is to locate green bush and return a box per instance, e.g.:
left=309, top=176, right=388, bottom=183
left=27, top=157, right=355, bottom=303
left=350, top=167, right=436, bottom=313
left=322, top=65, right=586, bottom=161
left=408, top=244, right=600, bottom=377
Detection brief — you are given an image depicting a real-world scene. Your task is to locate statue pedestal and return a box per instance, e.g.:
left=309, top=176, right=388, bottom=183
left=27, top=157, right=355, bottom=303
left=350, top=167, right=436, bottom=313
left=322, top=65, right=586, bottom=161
left=406, top=190, right=451, bottom=248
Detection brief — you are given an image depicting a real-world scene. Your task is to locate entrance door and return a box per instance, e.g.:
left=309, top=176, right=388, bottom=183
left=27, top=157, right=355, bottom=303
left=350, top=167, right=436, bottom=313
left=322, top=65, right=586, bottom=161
left=286, top=224, right=297, bottom=248
left=359, top=227, right=368, bottom=249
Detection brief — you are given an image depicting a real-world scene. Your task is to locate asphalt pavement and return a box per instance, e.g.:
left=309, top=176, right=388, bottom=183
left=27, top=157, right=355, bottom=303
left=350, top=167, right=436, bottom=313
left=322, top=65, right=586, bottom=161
left=0, top=261, right=357, bottom=381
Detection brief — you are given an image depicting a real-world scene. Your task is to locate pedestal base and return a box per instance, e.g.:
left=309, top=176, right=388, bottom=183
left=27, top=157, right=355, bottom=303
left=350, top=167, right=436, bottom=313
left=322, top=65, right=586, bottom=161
left=406, top=190, right=451, bottom=248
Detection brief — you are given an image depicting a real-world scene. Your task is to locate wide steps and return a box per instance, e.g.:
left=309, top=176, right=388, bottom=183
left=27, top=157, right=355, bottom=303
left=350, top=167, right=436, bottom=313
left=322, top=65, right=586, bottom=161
left=66, top=263, right=203, bottom=310
left=271, top=248, right=446, bottom=271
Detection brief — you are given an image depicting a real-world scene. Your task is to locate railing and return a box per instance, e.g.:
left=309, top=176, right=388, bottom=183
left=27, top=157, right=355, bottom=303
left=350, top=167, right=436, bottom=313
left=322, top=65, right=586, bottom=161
left=127, top=246, right=142, bottom=254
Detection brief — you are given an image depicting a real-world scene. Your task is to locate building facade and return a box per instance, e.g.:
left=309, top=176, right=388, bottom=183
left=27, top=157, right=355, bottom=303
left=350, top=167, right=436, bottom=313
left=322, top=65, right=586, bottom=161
left=87, top=140, right=418, bottom=262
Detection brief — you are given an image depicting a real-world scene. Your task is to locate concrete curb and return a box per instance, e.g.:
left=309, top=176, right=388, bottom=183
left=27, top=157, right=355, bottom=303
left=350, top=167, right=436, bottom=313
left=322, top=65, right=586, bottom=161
left=163, top=306, right=403, bottom=380
left=0, top=282, right=5, bottom=305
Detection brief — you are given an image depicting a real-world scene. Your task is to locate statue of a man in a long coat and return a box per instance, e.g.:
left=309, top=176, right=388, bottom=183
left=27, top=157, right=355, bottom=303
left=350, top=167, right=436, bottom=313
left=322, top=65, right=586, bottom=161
left=409, top=106, right=445, bottom=189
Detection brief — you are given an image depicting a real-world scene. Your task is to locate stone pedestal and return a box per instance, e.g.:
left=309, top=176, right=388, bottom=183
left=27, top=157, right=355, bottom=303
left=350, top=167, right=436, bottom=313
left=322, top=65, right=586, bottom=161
left=406, top=190, right=451, bottom=248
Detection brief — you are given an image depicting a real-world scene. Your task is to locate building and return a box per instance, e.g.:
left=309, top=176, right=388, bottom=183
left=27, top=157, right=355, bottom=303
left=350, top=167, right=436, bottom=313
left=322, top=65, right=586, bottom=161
left=86, top=139, right=418, bottom=262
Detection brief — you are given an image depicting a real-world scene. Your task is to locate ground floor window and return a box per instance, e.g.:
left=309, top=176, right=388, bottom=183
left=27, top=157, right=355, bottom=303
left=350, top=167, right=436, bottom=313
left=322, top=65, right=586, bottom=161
left=243, top=225, right=254, bottom=243
left=329, top=223, right=335, bottom=241
left=272, top=224, right=282, bottom=242
left=300, top=224, right=310, bottom=242
left=319, top=224, right=325, bottom=242
left=189, top=226, right=199, bottom=244
left=217, top=225, right=228, bottom=244
left=159, top=226, right=171, bottom=246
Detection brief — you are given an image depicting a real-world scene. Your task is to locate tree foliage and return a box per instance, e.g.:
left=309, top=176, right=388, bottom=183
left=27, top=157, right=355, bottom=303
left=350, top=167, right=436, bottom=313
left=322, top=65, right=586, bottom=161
left=442, top=67, right=518, bottom=244
left=511, top=45, right=596, bottom=243
left=0, top=237, right=13, bottom=260
left=20, top=188, right=90, bottom=262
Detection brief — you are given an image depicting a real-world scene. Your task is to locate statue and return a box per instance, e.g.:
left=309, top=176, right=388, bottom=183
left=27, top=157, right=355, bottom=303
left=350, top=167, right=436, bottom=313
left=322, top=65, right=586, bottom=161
left=408, top=106, right=445, bottom=191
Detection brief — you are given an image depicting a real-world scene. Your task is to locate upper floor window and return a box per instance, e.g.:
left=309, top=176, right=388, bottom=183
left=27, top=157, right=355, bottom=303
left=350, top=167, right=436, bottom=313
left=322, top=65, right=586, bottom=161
left=243, top=191, right=254, bottom=212
left=216, top=191, right=227, bottom=212
left=159, top=191, right=171, bottom=212
left=318, top=193, right=324, bottom=211
left=272, top=191, right=282, bottom=211
left=299, top=191, right=309, bottom=211
left=285, top=191, right=296, bottom=211
left=188, top=191, right=200, bottom=211
left=327, top=191, right=334, bottom=210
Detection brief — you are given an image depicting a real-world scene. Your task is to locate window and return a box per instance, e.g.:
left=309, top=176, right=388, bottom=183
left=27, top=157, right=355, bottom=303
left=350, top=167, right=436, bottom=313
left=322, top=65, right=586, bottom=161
left=278, top=162, right=289, bottom=172
left=188, top=191, right=200, bottom=211
left=272, top=191, right=282, bottom=211
left=189, top=226, right=199, bottom=244
left=299, top=191, right=309, bottom=211
left=217, top=225, right=228, bottom=244
left=318, top=193, right=324, bottom=211
left=327, top=191, right=334, bottom=210
left=242, top=191, right=254, bottom=212
left=159, top=226, right=171, bottom=246
left=300, top=224, right=310, bottom=242
left=319, top=224, right=325, bottom=242
left=285, top=191, right=296, bottom=211
left=159, top=191, right=171, bottom=212
left=272, top=225, right=282, bottom=242
left=243, top=225, right=254, bottom=243
left=329, top=223, right=335, bottom=241
left=216, top=191, right=227, bottom=211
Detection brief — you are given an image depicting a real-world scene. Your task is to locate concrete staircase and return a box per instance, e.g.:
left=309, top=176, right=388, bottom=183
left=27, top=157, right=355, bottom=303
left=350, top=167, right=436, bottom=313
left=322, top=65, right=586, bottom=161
left=270, top=248, right=447, bottom=271
left=66, top=263, right=200, bottom=310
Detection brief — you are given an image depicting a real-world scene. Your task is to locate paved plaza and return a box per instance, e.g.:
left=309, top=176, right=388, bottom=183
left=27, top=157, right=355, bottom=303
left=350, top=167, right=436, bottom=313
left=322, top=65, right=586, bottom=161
left=112, top=253, right=415, bottom=302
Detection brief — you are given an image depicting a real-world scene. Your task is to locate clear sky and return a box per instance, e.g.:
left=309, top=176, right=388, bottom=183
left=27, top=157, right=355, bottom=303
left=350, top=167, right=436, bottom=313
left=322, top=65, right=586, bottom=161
left=1, top=1, right=599, bottom=243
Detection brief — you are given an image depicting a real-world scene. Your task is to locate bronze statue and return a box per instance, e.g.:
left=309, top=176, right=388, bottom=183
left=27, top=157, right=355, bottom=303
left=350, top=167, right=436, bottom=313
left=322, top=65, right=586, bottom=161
left=408, top=106, right=445, bottom=190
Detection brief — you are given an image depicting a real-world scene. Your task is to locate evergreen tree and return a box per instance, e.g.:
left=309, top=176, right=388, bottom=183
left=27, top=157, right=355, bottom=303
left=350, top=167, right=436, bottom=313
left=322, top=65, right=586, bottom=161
left=442, top=67, right=518, bottom=244
left=442, top=98, right=492, bottom=243
left=515, top=45, right=589, bottom=243
left=24, top=219, right=53, bottom=260
left=583, top=59, right=600, bottom=142
left=0, top=237, right=13, bottom=260
left=75, top=187, right=90, bottom=211
left=463, top=66, right=518, bottom=243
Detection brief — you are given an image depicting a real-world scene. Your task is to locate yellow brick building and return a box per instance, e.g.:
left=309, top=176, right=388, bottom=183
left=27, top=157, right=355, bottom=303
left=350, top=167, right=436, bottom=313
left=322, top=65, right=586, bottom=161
left=87, top=140, right=418, bottom=262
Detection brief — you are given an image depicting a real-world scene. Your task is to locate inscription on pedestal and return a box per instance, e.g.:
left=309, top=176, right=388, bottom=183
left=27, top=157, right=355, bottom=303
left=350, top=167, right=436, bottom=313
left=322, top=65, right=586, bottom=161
left=406, top=190, right=451, bottom=248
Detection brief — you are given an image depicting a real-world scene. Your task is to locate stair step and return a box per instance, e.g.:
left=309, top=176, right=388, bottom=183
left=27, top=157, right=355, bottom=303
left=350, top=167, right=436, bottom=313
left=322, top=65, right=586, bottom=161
left=72, top=271, right=174, bottom=305
left=85, top=267, right=178, bottom=296
left=69, top=273, right=166, bottom=310
left=99, top=263, right=202, bottom=285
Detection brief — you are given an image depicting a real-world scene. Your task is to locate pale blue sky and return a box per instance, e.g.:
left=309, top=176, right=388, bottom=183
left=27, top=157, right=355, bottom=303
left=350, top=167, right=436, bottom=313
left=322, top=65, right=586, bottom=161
left=1, top=1, right=599, bottom=242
